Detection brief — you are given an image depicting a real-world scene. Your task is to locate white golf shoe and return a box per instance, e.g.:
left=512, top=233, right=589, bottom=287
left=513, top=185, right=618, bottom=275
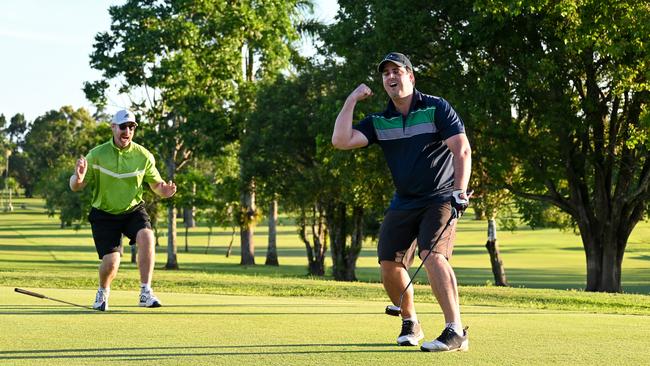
left=93, top=289, right=108, bottom=311
left=139, top=289, right=162, bottom=308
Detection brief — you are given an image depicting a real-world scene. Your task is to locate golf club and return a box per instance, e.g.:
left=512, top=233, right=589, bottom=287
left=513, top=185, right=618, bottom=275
left=15, top=287, right=95, bottom=310
left=385, top=193, right=471, bottom=316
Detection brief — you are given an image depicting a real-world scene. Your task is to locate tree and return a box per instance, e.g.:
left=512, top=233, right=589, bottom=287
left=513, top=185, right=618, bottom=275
left=7, top=114, right=27, bottom=144
left=324, top=0, right=650, bottom=292
left=86, top=0, right=247, bottom=269
left=246, top=63, right=393, bottom=279
left=243, top=73, right=329, bottom=274
left=86, top=0, right=313, bottom=269
left=232, top=0, right=315, bottom=266
left=438, top=0, right=650, bottom=292
left=20, top=107, right=100, bottom=198
left=38, top=157, right=93, bottom=228
left=182, top=143, right=240, bottom=256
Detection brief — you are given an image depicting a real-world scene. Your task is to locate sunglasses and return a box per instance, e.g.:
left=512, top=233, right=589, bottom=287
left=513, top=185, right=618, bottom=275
left=118, top=123, right=137, bottom=131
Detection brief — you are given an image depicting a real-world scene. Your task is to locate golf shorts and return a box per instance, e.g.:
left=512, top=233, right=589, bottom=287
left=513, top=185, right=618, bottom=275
left=377, top=201, right=457, bottom=269
left=88, top=203, right=152, bottom=259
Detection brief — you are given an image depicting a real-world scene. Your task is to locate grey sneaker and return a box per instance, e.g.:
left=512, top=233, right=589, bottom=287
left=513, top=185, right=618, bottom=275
left=92, top=289, right=108, bottom=311
left=421, top=326, right=469, bottom=352
left=397, top=319, right=424, bottom=346
left=139, top=289, right=162, bottom=308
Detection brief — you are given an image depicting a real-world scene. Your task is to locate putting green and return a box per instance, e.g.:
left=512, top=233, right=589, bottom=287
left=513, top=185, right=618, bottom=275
left=2, top=286, right=649, bottom=365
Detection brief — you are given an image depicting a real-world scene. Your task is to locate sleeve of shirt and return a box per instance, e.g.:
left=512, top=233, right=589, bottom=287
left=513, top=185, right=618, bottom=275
left=434, top=98, right=465, bottom=140
left=352, top=115, right=377, bottom=146
left=144, top=151, right=164, bottom=184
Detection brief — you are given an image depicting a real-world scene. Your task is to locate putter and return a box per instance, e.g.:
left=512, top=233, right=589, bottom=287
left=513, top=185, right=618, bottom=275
left=15, top=288, right=96, bottom=310
left=385, top=204, right=465, bottom=317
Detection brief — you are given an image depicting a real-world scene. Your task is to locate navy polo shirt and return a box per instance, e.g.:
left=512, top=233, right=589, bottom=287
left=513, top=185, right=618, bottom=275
left=353, top=89, right=465, bottom=210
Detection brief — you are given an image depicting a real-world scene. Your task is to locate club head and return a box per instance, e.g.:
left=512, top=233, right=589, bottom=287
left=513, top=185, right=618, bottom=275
left=385, top=305, right=401, bottom=316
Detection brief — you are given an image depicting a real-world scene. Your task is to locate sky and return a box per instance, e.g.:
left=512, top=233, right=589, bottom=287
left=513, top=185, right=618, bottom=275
left=0, top=0, right=338, bottom=123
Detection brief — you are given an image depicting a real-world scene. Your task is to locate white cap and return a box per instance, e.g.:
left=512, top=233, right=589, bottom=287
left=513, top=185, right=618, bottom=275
left=112, top=109, right=138, bottom=125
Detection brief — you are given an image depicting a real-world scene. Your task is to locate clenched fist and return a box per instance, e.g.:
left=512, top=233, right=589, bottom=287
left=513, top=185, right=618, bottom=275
left=348, top=83, right=373, bottom=103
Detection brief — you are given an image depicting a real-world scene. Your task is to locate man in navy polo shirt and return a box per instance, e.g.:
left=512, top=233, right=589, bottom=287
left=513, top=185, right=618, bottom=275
left=332, top=52, right=472, bottom=352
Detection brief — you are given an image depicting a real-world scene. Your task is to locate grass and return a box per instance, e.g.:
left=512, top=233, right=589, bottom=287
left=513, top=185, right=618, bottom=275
left=2, top=287, right=650, bottom=366
left=1, top=197, right=650, bottom=365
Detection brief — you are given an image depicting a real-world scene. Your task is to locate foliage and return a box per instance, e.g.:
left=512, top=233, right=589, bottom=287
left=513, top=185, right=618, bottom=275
left=86, top=0, right=314, bottom=267
left=19, top=107, right=101, bottom=195
left=323, top=0, right=650, bottom=291
left=244, top=63, right=393, bottom=278
left=448, top=0, right=650, bottom=291
left=37, top=157, right=92, bottom=229
left=191, top=143, right=241, bottom=232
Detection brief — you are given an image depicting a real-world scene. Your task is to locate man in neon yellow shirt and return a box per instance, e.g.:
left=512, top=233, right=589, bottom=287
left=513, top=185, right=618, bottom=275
left=70, top=109, right=176, bottom=311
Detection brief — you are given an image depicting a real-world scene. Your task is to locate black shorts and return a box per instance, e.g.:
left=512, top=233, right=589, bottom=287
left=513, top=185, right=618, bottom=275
left=88, top=203, right=152, bottom=259
left=377, top=201, right=457, bottom=268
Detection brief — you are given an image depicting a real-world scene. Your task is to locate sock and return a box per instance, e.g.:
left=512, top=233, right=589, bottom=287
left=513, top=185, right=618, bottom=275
left=403, top=316, right=418, bottom=324
left=140, top=283, right=151, bottom=292
left=446, top=322, right=463, bottom=335
left=99, top=286, right=109, bottom=295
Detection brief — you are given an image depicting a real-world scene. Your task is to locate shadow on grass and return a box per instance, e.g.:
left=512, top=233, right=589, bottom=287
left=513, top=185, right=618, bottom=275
left=0, top=343, right=417, bottom=360
left=0, top=244, right=94, bottom=253
left=0, top=225, right=64, bottom=232
left=0, top=303, right=582, bottom=317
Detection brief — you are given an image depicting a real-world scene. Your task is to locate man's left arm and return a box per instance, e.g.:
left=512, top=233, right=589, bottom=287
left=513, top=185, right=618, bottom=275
left=445, top=133, right=472, bottom=192
left=143, top=151, right=176, bottom=198
left=149, top=180, right=177, bottom=198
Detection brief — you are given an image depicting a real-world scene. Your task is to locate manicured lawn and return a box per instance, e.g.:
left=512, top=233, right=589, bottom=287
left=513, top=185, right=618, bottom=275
left=2, top=286, right=650, bottom=366
left=1, top=197, right=649, bottom=365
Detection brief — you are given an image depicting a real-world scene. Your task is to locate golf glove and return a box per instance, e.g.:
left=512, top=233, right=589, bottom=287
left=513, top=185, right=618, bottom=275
left=451, top=189, right=470, bottom=217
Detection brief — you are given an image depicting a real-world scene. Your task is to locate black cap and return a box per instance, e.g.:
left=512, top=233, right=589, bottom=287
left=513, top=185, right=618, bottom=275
left=377, top=52, right=413, bottom=72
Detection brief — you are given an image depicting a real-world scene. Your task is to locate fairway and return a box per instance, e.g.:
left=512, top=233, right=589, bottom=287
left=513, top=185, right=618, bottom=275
left=2, top=199, right=650, bottom=365
left=2, top=286, right=650, bottom=366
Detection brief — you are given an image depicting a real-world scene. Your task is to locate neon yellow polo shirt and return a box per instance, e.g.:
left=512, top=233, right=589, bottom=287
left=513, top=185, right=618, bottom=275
left=84, top=139, right=163, bottom=214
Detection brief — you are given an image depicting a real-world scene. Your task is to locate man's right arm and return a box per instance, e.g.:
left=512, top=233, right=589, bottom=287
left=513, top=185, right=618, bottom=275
left=331, top=83, right=372, bottom=150
left=70, top=156, right=88, bottom=192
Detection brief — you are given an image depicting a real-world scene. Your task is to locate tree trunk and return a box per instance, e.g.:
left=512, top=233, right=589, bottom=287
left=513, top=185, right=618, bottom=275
left=485, top=219, right=508, bottom=286
left=153, top=225, right=160, bottom=247
left=329, top=202, right=347, bottom=280
left=329, top=204, right=364, bottom=281
left=183, top=182, right=196, bottom=228
left=240, top=179, right=256, bottom=265
left=474, top=207, right=486, bottom=220
left=344, top=206, right=364, bottom=281
left=204, top=226, right=213, bottom=254
left=298, top=203, right=327, bottom=276
left=580, top=216, right=629, bottom=293
left=226, top=226, right=236, bottom=257
left=165, top=205, right=179, bottom=269
left=183, top=207, right=195, bottom=227
left=184, top=226, right=189, bottom=253
left=164, top=147, right=179, bottom=269
left=265, top=199, right=279, bottom=266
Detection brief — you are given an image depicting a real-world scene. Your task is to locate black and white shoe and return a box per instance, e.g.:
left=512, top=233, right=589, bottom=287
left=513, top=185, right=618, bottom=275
left=139, top=290, right=162, bottom=308
left=93, top=289, right=108, bottom=311
left=421, top=326, right=469, bottom=352
left=397, top=319, right=424, bottom=346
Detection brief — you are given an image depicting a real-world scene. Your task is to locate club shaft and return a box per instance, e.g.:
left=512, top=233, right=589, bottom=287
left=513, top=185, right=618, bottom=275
left=45, top=297, right=94, bottom=310
left=395, top=209, right=457, bottom=309
left=15, top=288, right=94, bottom=310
